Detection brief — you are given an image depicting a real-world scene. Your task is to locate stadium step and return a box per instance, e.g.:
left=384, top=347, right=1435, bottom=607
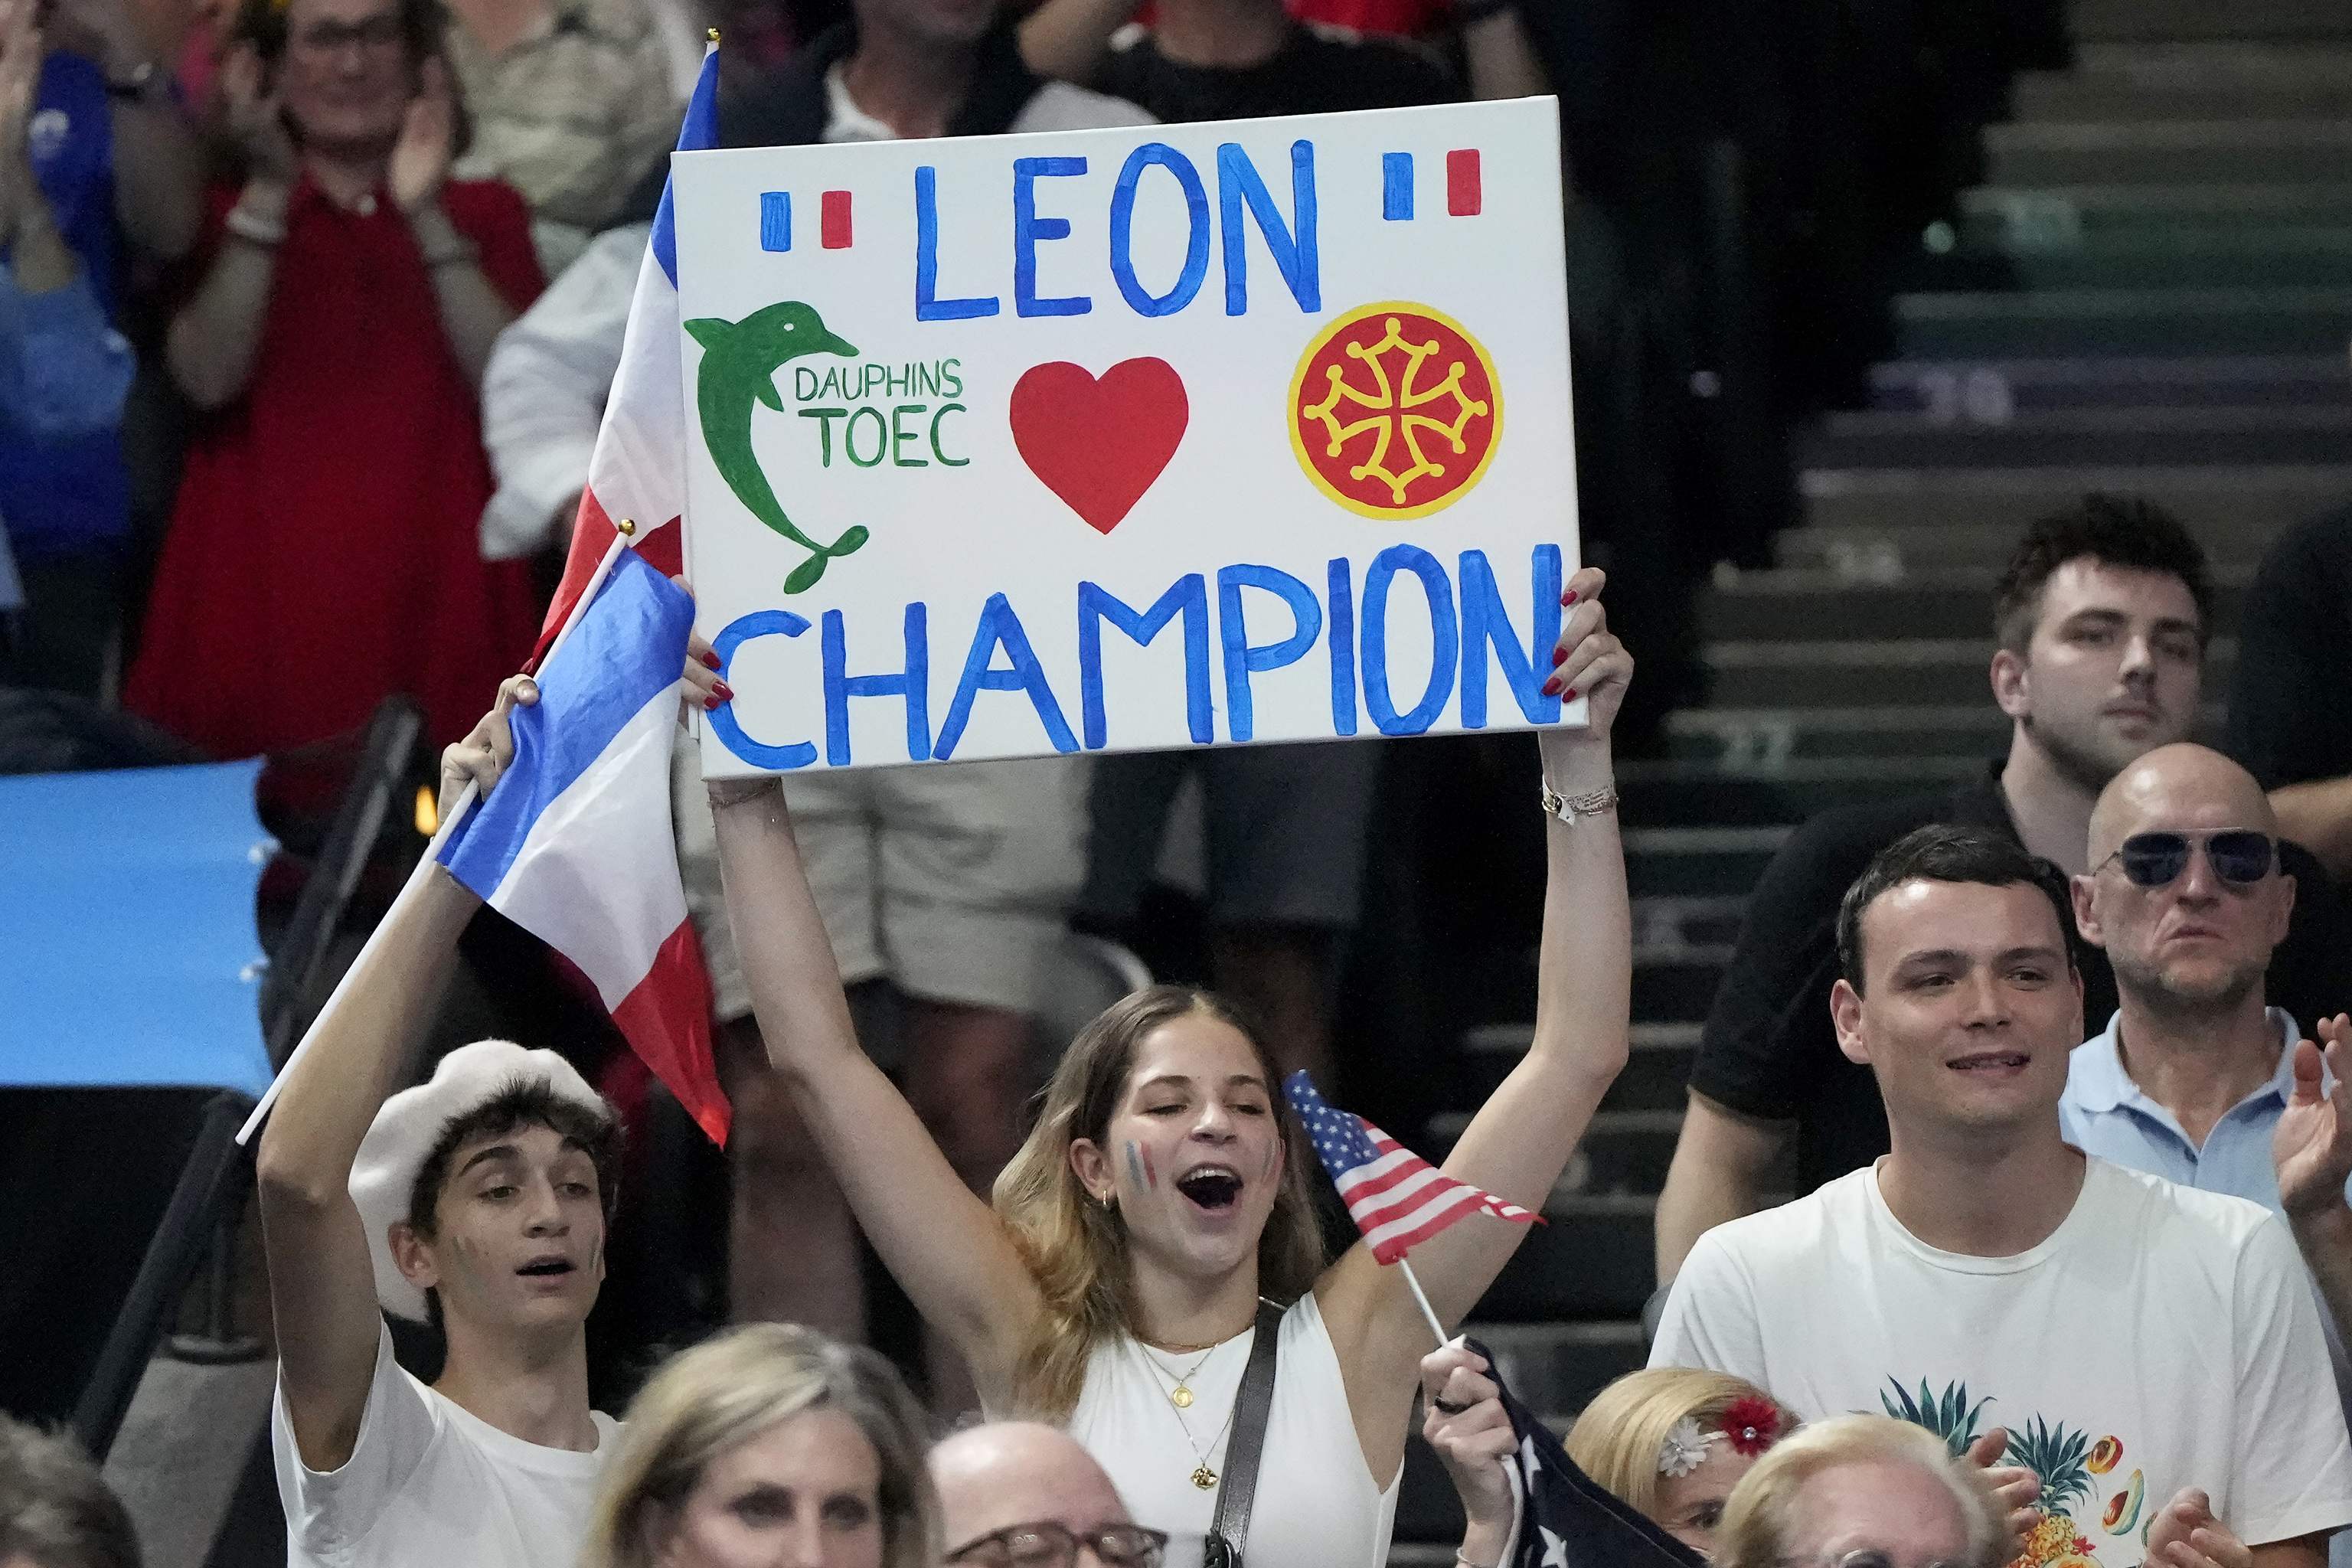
left=1864, top=355, right=2350, bottom=416
left=1983, top=119, right=2352, bottom=188
left=1792, top=464, right=2352, bottom=564
left=1623, top=825, right=1792, bottom=897
left=1664, top=706, right=2014, bottom=766
left=1473, top=1194, right=1657, bottom=1321
left=1892, top=286, right=2352, bottom=359
left=1801, top=404, right=2352, bottom=470
left=1958, top=184, right=2352, bottom=250
left=1701, top=561, right=2247, bottom=641
left=2013, top=46, right=2352, bottom=124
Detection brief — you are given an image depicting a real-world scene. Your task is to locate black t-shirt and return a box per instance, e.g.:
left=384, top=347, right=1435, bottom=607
left=2225, top=502, right=2352, bottom=790
left=1094, top=21, right=1458, bottom=122
left=1687, top=760, right=2352, bottom=1194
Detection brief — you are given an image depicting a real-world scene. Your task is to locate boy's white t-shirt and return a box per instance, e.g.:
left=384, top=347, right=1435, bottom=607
left=1652, top=1155, right=2352, bottom=1563
left=272, top=1323, right=620, bottom=1568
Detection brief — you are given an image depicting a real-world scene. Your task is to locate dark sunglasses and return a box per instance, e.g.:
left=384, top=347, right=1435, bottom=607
left=2099, top=830, right=2275, bottom=888
left=945, top=1521, right=1169, bottom=1568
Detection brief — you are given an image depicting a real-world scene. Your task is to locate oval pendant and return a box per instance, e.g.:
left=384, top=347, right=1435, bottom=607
left=1191, top=1465, right=1218, bottom=1490
left=1171, top=1385, right=1194, bottom=1409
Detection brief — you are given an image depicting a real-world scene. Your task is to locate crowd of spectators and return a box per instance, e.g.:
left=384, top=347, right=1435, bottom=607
left=15, top=0, right=2352, bottom=1563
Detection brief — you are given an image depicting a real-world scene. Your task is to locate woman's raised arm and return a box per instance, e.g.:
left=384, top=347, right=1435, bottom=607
left=709, top=773, right=1045, bottom=1409
left=1319, top=564, right=1633, bottom=1466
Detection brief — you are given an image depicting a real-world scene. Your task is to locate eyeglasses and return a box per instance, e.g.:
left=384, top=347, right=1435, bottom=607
left=289, top=15, right=406, bottom=56
left=1776, top=1553, right=1973, bottom=1568
left=945, top=1521, right=1169, bottom=1568
left=2097, top=829, right=2275, bottom=888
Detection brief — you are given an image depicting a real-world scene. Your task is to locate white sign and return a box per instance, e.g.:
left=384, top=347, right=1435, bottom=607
left=672, top=98, right=1576, bottom=777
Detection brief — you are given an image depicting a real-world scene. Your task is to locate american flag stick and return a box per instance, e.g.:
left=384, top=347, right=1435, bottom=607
left=1399, top=1256, right=1452, bottom=1349
left=235, top=526, right=639, bottom=1145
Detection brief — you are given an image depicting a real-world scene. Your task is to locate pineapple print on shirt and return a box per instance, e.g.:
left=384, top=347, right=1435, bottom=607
left=1877, top=1378, right=2149, bottom=1568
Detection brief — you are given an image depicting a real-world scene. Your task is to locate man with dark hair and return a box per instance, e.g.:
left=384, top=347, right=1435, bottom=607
left=1653, top=823, right=2352, bottom=1566
left=256, top=677, right=626, bottom=1568
left=1653, top=494, right=2352, bottom=1287
left=0, top=1416, right=141, bottom=1568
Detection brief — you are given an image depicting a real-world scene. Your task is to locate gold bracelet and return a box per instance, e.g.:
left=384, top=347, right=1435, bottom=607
left=1540, top=780, right=1618, bottom=823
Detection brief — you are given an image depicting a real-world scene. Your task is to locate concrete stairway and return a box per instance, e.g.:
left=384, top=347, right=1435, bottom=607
left=1391, top=0, right=2352, bottom=1551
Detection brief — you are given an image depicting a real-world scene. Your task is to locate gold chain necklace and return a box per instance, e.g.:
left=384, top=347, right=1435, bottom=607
left=1134, top=1341, right=1240, bottom=1490
left=1135, top=1341, right=1218, bottom=1408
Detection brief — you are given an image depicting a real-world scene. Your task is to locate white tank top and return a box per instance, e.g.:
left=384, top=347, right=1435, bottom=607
left=1064, top=1293, right=1400, bottom=1568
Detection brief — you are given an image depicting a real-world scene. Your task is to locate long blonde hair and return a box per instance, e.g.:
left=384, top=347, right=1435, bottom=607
left=1713, top=1414, right=2006, bottom=1568
left=1564, top=1368, right=1801, bottom=1523
left=580, top=1324, right=937, bottom=1568
left=991, top=985, right=1325, bottom=1419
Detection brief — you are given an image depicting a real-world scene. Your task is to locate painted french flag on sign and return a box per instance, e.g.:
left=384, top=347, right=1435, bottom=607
left=529, top=40, right=720, bottom=666
left=441, top=549, right=730, bottom=1144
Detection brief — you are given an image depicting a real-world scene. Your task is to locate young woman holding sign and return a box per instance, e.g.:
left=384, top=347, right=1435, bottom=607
left=704, top=563, right=1631, bottom=1566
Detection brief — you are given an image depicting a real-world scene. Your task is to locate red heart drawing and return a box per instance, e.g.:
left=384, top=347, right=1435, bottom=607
left=1009, top=358, right=1189, bottom=534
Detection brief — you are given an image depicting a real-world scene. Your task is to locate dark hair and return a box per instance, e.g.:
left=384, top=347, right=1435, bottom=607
left=0, top=1416, right=140, bottom=1568
left=1835, top=824, right=2081, bottom=993
left=406, top=1078, right=622, bottom=1329
left=227, top=0, right=449, bottom=70
left=1992, top=494, right=2212, bottom=654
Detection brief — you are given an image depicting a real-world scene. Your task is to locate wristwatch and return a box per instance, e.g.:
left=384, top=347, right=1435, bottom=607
left=105, top=59, right=172, bottom=106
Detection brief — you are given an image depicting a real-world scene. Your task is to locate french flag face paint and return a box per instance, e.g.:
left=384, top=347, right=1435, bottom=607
left=1125, top=1139, right=1158, bottom=1191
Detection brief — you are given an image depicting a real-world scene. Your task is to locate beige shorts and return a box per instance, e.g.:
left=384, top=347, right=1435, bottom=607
left=674, top=746, right=1090, bottom=1023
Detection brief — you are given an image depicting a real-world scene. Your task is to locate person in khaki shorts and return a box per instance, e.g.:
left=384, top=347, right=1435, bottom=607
left=674, top=746, right=1089, bottom=1413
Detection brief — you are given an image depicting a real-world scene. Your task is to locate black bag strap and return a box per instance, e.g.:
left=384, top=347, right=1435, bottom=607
left=1203, top=1298, right=1284, bottom=1568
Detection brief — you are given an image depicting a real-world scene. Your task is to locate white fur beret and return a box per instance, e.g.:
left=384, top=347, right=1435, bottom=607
left=348, top=1040, right=612, bottom=1322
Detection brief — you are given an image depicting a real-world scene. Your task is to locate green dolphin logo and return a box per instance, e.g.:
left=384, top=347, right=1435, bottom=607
left=685, top=301, right=867, bottom=595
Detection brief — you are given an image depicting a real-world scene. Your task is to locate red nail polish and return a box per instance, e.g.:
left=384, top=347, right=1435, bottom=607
left=1563, top=688, right=1577, bottom=701
left=712, top=681, right=734, bottom=702
left=701, top=651, right=722, bottom=671
left=1550, top=646, right=1568, bottom=668
left=702, top=694, right=720, bottom=710
left=1564, top=590, right=1579, bottom=605
left=1541, top=676, right=1560, bottom=696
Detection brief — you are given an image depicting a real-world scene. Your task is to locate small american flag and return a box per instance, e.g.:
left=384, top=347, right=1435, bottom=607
left=1285, top=1072, right=1537, bottom=1265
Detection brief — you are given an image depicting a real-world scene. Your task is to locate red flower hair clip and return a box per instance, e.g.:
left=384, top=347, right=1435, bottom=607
left=1720, top=1396, right=1781, bottom=1457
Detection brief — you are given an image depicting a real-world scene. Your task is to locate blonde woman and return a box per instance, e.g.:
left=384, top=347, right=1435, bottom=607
left=703, top=566, right=1634, bottom=1566
left=1561, top=1368, right=1800, bottom=1557
left=582, top=1324, right=936, bottom=1568
left=1712, top=1414, right=2009, bottom=1568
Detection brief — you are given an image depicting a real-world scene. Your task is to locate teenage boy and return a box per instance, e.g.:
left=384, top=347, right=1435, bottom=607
left=256, top=677, right=623, bottom=1568
left=1655, top=495, right=2352, bottom=1285
left=1653, top=823, right=2352, bottom=1565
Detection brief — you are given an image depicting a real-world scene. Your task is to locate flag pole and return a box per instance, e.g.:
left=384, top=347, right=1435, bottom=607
left=1398, top=1256, right=1455, bottom=1350
left=236, top=526, right=642, bottom=1145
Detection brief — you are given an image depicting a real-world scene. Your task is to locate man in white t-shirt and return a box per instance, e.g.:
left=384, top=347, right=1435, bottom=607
left=1652, top=821, right=2352, bottom=1567
left=256, top=681, right=623, bottom=1568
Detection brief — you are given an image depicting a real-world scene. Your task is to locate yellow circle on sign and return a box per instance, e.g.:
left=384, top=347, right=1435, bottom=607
left=1288, top=300, right=1504, bottom=521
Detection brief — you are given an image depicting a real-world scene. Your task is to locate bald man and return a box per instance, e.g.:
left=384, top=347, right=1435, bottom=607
left=2063, top=741, right=2352, bottom=1563
left=929, top=1422, right=1164, bottom=1566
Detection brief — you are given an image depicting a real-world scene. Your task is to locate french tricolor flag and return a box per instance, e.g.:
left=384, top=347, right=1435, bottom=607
left=529, top=37, right=719, bottom=662
left=474, top=42, right=730, bottom=1142
left=439, top=549, right=729, bottom=1144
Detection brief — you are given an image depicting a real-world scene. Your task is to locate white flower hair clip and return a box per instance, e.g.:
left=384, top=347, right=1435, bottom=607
left=1658, top=1416, right=1723, bottom=1478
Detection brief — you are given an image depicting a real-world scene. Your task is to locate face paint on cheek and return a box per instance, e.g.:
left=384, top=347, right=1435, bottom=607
left=1125, top=1140, right=1157, bottom=1191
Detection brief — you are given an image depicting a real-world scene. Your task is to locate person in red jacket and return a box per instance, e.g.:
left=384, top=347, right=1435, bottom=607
left=127, top=0, right=543, bottom=760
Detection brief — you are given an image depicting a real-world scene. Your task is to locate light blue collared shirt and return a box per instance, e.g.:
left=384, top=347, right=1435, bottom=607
left=2064, top=1007, right=2352, bottom=1563
left=2059, top=1007, right=2331, bottom=1213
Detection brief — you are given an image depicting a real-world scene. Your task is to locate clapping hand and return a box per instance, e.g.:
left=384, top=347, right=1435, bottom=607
left=220, top=42, right=299, bottom=189
left=2275, top=1014, right=2352, bottom=1223
left=2143, top=1488, right=2252, bottom=1568
left=390, top=55, right=453, bottom=215
left=1962, top=1427, right=2043, bottom=1557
